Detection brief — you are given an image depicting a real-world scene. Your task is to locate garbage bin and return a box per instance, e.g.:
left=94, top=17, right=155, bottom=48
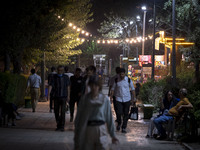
left=24, top=96, right=31, bottom=108
left=143, top=104, right=154, bottom=119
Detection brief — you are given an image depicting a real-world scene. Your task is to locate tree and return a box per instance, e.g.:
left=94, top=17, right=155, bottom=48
left=157, top=0, right=200, bottom=82
left=0, top=0, right=93, bottom=73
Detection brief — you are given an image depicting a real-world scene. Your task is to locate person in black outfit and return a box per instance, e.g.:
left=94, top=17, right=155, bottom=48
left=69, top=68, right=83, bottom=122
left=48, top=65, right=70, bottom=131
left=48, top=66, right=57, bottom=113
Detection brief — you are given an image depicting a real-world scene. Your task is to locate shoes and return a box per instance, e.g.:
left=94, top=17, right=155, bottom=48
left=70, top=116, right=73, bottom=122
left=116, top=125, right=120, bottom=131
left=55, top=127, right=60, bottom=131
left=146, top=135, right=150, bottom=138
left=156, top=135, right=167, bottom=140
left=60, top=128, right=65, bottom=132
left=121, top=128, right=127, bottom=133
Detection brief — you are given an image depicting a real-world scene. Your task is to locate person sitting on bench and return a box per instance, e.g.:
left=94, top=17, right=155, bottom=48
left=153, top=88, right=193, bottom=140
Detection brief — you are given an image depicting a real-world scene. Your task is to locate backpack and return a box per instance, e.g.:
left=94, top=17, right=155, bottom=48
left=115, top=76, right=131, bottom=85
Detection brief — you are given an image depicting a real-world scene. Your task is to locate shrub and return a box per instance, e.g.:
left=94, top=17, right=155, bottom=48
left=0, top=73, right=27, bottom=106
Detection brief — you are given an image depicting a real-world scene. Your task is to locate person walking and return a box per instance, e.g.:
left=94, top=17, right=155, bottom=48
left=48, top=65, right=70, bottom=131
left=82, top=65, right=96, bottom=95
left=110, top=68, right=136, bottom=133
left=69, top=68, right=83, bottom=122
left=27, top=69, right=41, bottom=112
left=74, top=75, right=119, bottom=150
left=48, top=66, right=57, bottom=113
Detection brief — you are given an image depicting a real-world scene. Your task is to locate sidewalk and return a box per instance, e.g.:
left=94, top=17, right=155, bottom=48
left=0, top=84, right=198, bottom=150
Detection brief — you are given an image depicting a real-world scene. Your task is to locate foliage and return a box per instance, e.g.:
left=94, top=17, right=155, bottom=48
left=80, top=41, right=103, bottom=67
left=0, top=0, right=93, bottom=73
left=0, top=73, right=27, bottom=106
left=139, top=79, right=167, bottom=110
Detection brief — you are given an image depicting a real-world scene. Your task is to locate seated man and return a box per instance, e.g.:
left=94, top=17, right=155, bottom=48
left=153, top=88, right=193, bottom=140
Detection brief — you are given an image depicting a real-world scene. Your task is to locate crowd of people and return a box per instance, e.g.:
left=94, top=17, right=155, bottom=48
left=9, top=65, right=193, bottom=149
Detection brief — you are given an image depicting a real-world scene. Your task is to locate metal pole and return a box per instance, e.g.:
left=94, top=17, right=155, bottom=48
left=40, top=51, right=46, bottom=102
left=136, top=24, right=139, bottom=65
left=172, top=0, right=176, bottom=86
left=151, top=0, right=156, bottom=80
left=142, top=11, right=146, bottom=55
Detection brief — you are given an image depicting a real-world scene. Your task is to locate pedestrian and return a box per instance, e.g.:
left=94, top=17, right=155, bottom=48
left=48, top=65, right=70, bottom=131
left=146, top=91, right=179, bottom=138
left=48, top=66, right=57, bottom=113
left=64, top=66, right=74, bottom=78
left=82, top=65, right=96, bottom=95
left=110, top=68, right=136, bottom=133
left=74, top=75, right=119, bottom=150
left=135, top=82, right=141, bottom=98
left=108, top=67, right=120, bottom=117
left=154, top=88, right=193, bottom=140
left=69, top=68, right=83, bottom=122
left=27, top=68, right=41, bottom=112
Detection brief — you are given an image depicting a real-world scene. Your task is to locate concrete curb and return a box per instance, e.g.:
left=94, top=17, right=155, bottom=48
left=181, top=143, right=194, bottom=150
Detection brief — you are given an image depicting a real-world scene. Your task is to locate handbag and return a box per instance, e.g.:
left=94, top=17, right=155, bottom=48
left=129, top=104, right=138, bottom=120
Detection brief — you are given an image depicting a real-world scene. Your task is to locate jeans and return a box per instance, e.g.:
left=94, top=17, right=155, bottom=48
left=115, top=100, right=131, bottom=129
left=54, top=98, right=67, bottom=129
left=153, top=114, right=173, bottom=136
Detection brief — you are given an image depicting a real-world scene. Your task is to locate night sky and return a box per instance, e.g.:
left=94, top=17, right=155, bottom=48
left=86, top=0, right=167, bottom=37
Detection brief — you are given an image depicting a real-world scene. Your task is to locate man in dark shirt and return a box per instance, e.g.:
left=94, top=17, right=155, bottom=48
left=48, top=65, right=70, bottom=131
left=48, top=66, right=57, bottom=113
left=69, top=68, right=83, bottom=122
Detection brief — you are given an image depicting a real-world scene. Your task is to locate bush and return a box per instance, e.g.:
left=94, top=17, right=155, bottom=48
left=138, top=79, right=167, bottom=110
left=0, top=73, right=27, bottom=106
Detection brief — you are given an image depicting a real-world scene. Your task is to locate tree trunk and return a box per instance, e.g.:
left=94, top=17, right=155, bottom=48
left=13, top=54, right=22, bottom=74
left=195, top=60, right=200, bottom=83
left=4, top=52, right=10, bottom=72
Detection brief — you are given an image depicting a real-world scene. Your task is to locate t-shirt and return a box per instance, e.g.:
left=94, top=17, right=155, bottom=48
left=169, top=97, right=190, bottom=116
left=70, top=76, right=83, bottom=94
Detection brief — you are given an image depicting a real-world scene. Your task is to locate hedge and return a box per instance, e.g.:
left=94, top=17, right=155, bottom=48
left=0, top=73, right=27, bottom=107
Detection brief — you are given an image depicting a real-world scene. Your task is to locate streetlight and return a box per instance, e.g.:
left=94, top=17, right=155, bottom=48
left=141, top=6, right=147, bottom=55
left=136, top=16, right=141, bottom=65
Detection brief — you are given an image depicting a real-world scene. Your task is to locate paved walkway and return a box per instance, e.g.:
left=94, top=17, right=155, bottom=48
left=0, top=85, right=198, bottom=150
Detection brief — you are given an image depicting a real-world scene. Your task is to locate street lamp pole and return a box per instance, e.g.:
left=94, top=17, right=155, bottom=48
left=142, top=6, right=147, bottom=55
left=136, top=17, right=140, bottom=65
left=151, top=0, right=156, bottom=80
left=172, top=0, right=176, bottom=86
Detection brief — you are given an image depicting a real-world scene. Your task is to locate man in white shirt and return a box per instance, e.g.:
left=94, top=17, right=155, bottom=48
left=27, top=69, right=41, bottom=112
left=110, top=68, right=136, bottom=133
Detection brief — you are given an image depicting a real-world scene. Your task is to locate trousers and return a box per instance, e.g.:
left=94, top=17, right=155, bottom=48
left=54, top=98, right=66, bottom=129
left=115, top=100, right=131, bottom=129
left=30, top=88, right=39, bottom=111
left=153, top=114, right=173, bottom=136
left=83, top=124, right=110, bottom=150
left=69, top=94, right=81, bottom=118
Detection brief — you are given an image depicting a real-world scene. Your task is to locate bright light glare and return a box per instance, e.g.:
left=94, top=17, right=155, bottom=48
left=142, top=6, right=147, bottom=11
left=130, top=21, right=133, bottom=25
left=85, top=33, right=89, bottom=36
left=137, top=16, right=141, bottom=20
left=69, top=23, right=73, bottom=27
left=81, top=30, right=85, bottom=34
left=119, top=30, right=123, bottom=34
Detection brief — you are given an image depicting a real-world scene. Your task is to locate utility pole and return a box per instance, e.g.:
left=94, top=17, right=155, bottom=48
left=151, top=0, right=156, bottom=80
left=172, top=0, right=176, bottom=86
